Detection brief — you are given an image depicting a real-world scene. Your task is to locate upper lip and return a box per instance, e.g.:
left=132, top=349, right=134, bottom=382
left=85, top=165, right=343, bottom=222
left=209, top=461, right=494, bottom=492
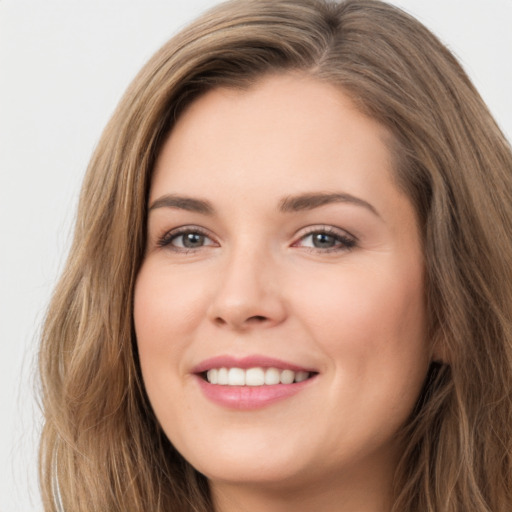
left=191, top=355, right=317, bottom=374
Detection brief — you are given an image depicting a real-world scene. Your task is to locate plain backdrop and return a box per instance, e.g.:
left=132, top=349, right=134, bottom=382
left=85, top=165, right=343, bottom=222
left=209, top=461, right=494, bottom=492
left=1, top=1, right=511, bottom=510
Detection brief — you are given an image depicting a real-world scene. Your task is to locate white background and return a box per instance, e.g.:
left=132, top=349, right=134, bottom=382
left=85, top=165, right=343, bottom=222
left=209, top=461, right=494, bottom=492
left=1, top=1, right=511, bottom=510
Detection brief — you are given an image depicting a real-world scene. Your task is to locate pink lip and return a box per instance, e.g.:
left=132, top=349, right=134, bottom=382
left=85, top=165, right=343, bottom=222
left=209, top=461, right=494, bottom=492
left=191, top=355, right=318, bottom=410
left=191, top=355, right=315, bottom=374
left=195, top=377, right=315, bottom=410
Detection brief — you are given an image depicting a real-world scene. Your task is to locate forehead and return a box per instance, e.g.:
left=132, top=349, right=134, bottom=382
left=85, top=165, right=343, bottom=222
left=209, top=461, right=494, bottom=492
left=152, top=74, right=396, bottom=198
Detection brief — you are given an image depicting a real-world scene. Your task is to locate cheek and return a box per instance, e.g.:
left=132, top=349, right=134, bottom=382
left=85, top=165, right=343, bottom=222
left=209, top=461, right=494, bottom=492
left=133, top=260, right=210, bottom=417
left=297, top=259, right=429, bottom=445
left=133, top=260, right=209, bottom=437
left=295, top=257, right=428, bottom=387
left=134, top=261, right=206, bottom=355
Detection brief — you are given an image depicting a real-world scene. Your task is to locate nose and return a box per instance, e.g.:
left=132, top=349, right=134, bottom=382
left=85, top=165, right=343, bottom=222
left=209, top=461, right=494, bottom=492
left=207, top=245, right=287, bottom=331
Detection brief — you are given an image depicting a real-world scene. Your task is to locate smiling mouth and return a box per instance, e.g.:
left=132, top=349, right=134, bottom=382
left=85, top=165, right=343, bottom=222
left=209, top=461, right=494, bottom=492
left=202, top=367, right=316, bottom=386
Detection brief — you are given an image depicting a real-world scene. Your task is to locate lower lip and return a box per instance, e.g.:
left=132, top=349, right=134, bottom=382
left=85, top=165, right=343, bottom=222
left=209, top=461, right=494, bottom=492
left=196, top=376, right=315, bottom=410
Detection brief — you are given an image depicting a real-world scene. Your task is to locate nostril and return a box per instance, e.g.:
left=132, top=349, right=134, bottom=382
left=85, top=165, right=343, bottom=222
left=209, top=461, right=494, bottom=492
left=213, top=314, right=268, bottom=329
left=247, top=315, right=267, bottom=323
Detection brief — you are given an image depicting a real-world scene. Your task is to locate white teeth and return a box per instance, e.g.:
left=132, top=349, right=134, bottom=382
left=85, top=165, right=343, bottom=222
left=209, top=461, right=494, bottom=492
left=218, top=367, right=229, bottom=385
left=280, top=369, right=295, bottom=384
left=245, top=367, right=265, bottom=386
left=206, top=368, right=218, bottom=384
left=205, top=367, right=312, bottom=386
left=264, top=367, right=281, bottom=385
left=228, top=367, right=245, bottom=386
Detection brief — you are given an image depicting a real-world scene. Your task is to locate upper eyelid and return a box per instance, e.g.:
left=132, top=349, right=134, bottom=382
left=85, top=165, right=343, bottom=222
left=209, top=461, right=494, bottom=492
left=153, top=223, right=357, bottom=246
left=166, top=225, right=212, bottom=236
left=296, top=224, right=357, bottom=241
left=157, top=225, right=217, bottom=247
left=292, top=225, right=358, bottom=253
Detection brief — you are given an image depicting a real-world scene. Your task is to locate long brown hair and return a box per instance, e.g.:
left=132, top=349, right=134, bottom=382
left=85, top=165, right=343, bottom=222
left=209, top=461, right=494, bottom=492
left=39, top=1, right=512, bottom=510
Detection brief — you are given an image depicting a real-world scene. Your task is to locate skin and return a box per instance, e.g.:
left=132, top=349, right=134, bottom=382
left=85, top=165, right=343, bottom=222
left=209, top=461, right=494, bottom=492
left=134, top=73, right=431, bottom=512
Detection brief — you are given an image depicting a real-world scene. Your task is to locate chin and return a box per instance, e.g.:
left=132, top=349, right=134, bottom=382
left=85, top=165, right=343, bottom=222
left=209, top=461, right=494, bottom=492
left=177, top=435, right=314, bottom=487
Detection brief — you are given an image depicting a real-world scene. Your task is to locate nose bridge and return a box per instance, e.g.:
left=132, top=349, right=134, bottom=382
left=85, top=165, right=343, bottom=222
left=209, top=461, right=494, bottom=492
left=208, top=235, right=285, bottom=329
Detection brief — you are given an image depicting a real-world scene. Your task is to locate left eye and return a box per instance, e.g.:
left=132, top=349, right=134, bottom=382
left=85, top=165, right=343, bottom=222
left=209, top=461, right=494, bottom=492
left=296, top=230, right=356, bottom=251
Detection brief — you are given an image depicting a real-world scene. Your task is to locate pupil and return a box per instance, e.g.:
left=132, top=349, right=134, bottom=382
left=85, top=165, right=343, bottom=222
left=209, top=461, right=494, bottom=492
left=313, top=233, right=335, bottom=248
left=183, top=233, right=204, bottom=248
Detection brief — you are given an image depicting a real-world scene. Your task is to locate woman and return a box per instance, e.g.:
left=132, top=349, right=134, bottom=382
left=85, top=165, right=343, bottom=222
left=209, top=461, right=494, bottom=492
left=38, top=0, right=512, bottom=511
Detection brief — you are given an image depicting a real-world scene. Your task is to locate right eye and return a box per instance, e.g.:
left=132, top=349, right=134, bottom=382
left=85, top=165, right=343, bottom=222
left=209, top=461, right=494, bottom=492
left=158, top=228, right=217, bottom=251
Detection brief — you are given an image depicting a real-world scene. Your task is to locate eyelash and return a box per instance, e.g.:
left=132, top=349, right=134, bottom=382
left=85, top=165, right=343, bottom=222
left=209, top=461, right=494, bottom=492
left=157, top=226, right=216, bottom=252
left=156, top=225, right=357, bottom=254
left=294, top=226, right=357, bottom=253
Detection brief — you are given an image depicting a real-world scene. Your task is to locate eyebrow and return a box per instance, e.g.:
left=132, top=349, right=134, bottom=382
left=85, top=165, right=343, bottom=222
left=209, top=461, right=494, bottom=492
left=148, top=192, right=379, bottom=218
left=279, top=192, right=380, bottom=217
left=149, top=194, right=214, bottom=215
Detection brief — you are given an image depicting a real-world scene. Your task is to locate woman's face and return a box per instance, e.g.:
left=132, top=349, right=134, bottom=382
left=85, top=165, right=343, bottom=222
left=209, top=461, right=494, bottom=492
left=134, top=74, right=430, bottom=495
